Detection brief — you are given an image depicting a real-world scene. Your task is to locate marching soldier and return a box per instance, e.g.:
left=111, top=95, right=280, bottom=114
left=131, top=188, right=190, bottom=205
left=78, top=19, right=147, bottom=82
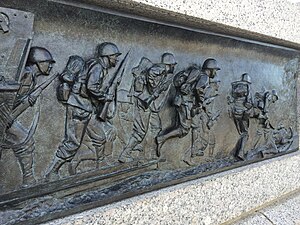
left=156, top=58, right=221, bottom=160
left=118, top=53, right=176, bottom=163
left=227, top=73, right=253, bottom=160
left=1, top=47, right=56, bottom=187
left=45, top=42, right=123, bottom=181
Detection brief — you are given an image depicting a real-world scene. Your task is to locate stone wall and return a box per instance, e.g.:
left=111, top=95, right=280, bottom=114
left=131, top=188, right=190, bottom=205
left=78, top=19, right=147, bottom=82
left=133, top=0, right=300, bottom=43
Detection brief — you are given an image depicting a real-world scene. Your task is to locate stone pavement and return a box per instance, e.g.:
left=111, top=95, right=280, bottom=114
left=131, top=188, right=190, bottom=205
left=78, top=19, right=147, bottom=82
left=229, top=190, right=300, bottom=225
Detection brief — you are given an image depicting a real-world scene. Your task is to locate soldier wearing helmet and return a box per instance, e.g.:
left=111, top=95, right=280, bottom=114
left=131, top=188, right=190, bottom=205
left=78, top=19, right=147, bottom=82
left=161, top=52, right=177, bottom=74
left=45, top=42, right=122, bottom=180
left=194, top=58, right=220, bottom=110
left=15, top=47, right=55, bottom=107
left=97, top=42, right=121, bottom=68
left=227, top=73, right=253, bottom=160
left=2, top=47, right=56, bottom=187
left=118, top=53, right=176, bottom=163
left=156, top=58, right=221, bottom=163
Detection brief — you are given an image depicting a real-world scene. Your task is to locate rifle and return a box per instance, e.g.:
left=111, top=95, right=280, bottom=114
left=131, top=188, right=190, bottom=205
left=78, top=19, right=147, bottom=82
left=11, top=72, right=59, bottom=120
left=97, top=51, right=130, bottom=121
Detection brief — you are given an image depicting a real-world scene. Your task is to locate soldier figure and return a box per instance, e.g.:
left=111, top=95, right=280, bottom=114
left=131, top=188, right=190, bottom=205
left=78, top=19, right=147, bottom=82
left=227, top=73, right=253, bottom=160
left=1, top=47, right=55, bottom=187
left=118, top=53, right=176, bottom=163
left=45, top=42, right=122, bottom=180
left=185, top=78, right=220, bottom=165
left=250, top=89, right=279, bottom=156
left=156, top=59, right=220, bottom=160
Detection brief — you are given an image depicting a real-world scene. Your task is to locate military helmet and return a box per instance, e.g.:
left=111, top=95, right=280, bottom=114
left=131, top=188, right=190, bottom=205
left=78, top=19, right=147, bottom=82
left=161, top=53, right=177, bottom=65
left=132, top=57, right=153, bottom=76
left=97, top=42, right=121, bottom=57
left=27, top=47, right=55, bottom=65
left=241, top=73, right=251, bottom=84
left=202, top=58, right=220, bottom=70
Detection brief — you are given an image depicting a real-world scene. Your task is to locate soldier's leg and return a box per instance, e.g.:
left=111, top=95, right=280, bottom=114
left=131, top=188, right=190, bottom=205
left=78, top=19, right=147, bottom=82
left=208, top=133, right=216, bottom=157
left=118, top=107, right=150, bottom=163
left=182, top=116, right=200, bottom=166
left=191, top=114, right=200, bottom=157
left=148, top=112, right=162, bottom=159
left=13, top=140, right=36, bottom=187
left=86, top=116, right=107, bottom=169
left=237, top=117, right=250, bottom=159
left=45, top=106, right=91, bottom=180
left=191, top=112, right=209, bottom=157
left=5, top=120, right=36, bottom=187
left=156, top=105, right=191, bottom=156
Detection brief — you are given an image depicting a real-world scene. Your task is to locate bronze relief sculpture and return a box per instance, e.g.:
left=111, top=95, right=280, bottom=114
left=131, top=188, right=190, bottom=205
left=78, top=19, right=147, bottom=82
left=0, top=2, right=298, bottom=224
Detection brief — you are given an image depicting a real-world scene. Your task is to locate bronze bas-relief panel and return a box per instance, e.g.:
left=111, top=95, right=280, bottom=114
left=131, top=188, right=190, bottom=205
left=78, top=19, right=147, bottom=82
left=0, top=1, right=299, bottom=224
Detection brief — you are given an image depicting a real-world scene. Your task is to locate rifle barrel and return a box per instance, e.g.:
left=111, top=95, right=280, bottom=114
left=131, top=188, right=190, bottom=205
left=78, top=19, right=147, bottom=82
left=108, top=51, right=130, bottom=88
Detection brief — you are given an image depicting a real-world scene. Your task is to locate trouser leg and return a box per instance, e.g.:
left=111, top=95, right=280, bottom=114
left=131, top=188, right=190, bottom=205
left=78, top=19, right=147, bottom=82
left=118, top=107, right=150, bottom=163
left=13, top=139, right=36, bottom=187
left=86, top=116, right=106, bottom=168
left=45, top=106, right=91, bottom=180
left=208, top=133, right=216, bottom=157
left=148, top=112, right=162, bottom=159
left=5, top=120, right=36, bottom=188
left=156, top=106, right=191, bottom=156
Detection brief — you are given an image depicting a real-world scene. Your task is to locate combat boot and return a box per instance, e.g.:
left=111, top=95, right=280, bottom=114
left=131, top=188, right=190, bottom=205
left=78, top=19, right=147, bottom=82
left=20, top=166, right=36, bottom=188
left=118, top=148, right=134, bottom=163
left=118, top=137, right=140, bottom=163
left=14, top=146, right=37, bottom=188
left=44, top=156, right=66, bottom=182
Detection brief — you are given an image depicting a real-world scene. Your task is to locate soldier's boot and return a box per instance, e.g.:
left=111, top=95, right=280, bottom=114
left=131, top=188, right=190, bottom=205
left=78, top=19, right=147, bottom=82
left=68, top=160, right=78, bottom=176
left=17, top=152, right=36, bottom=188
left=156, top=129, right=182, bottom=157
left=208, top=143, right=215, bottom=157
left=182, top=147, right=197, bottom=166
left=118, top=137, right=139, bottom=163
left=44, top=156, right=66, bottom=182
left=14, top=144, right=37, bottom=188
left=237, top=141, right=245, bottom=160
left=95, top=145, right=106, bottom=169
left=236, top=133, right=248, bottom=160
left=191, top=146, right=205, bottom=157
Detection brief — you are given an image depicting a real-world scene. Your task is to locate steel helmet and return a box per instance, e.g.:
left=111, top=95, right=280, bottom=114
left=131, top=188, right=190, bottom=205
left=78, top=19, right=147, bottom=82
left=97, top=42, right=121, bottom=57
left=161, top=52, right=177, bottom=65
left=241, top=73, right=251, bottom=84
left=27, top=47, right=55, bottom=65
left=202, top=58, right=220, bottom=70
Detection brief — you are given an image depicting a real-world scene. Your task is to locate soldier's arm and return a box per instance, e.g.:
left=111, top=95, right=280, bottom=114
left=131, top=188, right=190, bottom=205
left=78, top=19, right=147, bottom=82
left=195, top=75, right=209, bottom=105
left=86, top=63, right=107, bottom=101
left=61, top=72, right=75, bottom=83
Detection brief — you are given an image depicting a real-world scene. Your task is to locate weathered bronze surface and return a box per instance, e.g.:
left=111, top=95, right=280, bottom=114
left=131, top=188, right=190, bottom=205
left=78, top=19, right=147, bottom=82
left=0, top=1, right=299, bottom=224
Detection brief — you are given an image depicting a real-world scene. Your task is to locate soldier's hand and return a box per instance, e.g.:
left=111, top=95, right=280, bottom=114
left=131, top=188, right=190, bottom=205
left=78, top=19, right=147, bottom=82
left=245, top=102, right=252, bottom=109
left=153, top=91, right=160, bottom=98
left=117, top=76, right=122, bottom=85
left=28, top=94, right=38, bottom=106
left=105, top=94, right=114, bottom=102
